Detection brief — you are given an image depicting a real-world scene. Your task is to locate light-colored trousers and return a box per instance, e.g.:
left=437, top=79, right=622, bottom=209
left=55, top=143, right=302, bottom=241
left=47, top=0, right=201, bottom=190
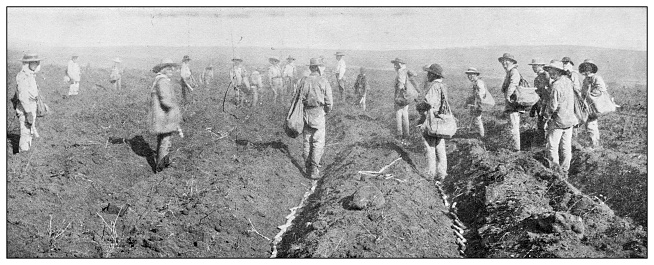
left=508, top=112, right=520, bottom=151
left=423, top=136, right=447, bottom=179
left=271, top=78, right=283, bottom=104
left=303, top=123, right=326, bottom=172
left=68, top=81, right=80, bottom=95
left=395, top=104, right=410, bottom=138
left=250, top=86, right=259, bottom=107
left=156, top=132, right=173, bottom=165
left=584, top=119, right=600, bottom=147
left=470, top=109, right=485, bottom=137
left=546, top=126, right=573, bottom=172
left=18, top=113, right=37, bottom=152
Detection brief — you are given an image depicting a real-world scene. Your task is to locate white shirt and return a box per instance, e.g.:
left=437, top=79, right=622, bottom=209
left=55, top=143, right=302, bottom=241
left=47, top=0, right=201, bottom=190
left=180, top=62, right=192, bottom=79
left=67, top=60, right=81, bottom=81
left=335, top=59, right=346, bottom=79
left=16, top=64, right=39, bottom=114
left=282, top=63, right=295, bottom=78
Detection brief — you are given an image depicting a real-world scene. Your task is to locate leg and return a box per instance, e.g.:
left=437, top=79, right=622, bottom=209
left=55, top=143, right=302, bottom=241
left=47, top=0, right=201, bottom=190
left=311, top=124, right=326, bottom=177
left=435, top=137, right=448, bottom=179
left=361, top=95, right=366, bottom=111
left=546, top=128, right=563, bottom=169
left=423, top=136, right=437, bottom=179
left=475, top=112, right=485, bottom=138
left=586, top=118, right=600, bottom=147
left=401, top=105, right=410, bottom=138
left=395, top=104, right=404, bottom=138
left=509, top=112, right=521, bottom=151
left=18, top=114, right=33, bottom=152
left=536, top=113, right=546, bottom=144
left=303, top=125, right=315, bottom=174
left=118, top=78, right=122, bottom=90
left=560, top=127, right=574, bottom=172
left=252, top=87, right=259, bottom=107
left=156, top=132, right=173, bottom=171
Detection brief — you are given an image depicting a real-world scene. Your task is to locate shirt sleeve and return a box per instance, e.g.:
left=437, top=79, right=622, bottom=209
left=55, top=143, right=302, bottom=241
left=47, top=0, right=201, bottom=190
left=505, top=68, right=520, bottom=98
left=157, top=78, right=175, bottom=110
left=324, top=78, right=333, bottom=111
left=593, top=75, right=607, bottom=93
left=338, top=61, right=346, bottom=79
left=16, top=74, right=37, bottom=113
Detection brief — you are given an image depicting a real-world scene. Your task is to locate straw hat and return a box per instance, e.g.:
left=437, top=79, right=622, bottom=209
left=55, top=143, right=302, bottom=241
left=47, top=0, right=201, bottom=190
left=112, top=58, right=122, bottom=63
left=307, top=58, right=325, bottom=66
left=182, top=55, right=191, bottom=62
left=390, top=58, right=406, bottom=64
left=334, top=52, right=345, bottom=56
left=18, top=53, right=44, bottom=62
left=464, top=67, right=480, bottom=75
left=527, top=58, right=546, bottom=65
left=152, top=58, right=179, bottom=73
left=579, top=59, right=598, bottom=74
left=232, top=56, right=243, bottom=62
left=543, top=60, right=566, bottom=72
left=424, top=63, right=444, bottom=77
left=498, top=53, right=517, bottom=64
left=561, top=57, right=574, bottom=66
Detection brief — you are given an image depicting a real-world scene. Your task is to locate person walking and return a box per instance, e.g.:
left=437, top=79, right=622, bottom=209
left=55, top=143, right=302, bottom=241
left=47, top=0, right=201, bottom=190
left=268, top=56, right=283, bottom=104
left=297, top=58, right=333, bottom=179
left=528, top=58, right=551, bottom=144
left=392, top=58, right=411, bottom=141
left=353, top=67, right=370, bottom=111
left=149, top=58, right=183, bottom=173
left=249, top=68, right=263, bottom=107
left=282, top=55, right=297, bottom=96
left=499, top=53, right=523, bottom=151
left=464, top=67, right=488, bottom=138
left=180, top=55, right=194, bottom=104
left=543, top=60, right=579, bottom=173
left=334, top=52, right=347, bottom=100
left=14, top=53, right=44, bottom=152
left=418, top=63, right=449, bottom=181
left=110, top=58, right=123, bottom=90
left=579, top=59, right=607, bottom=148
left=66, top=54, right=81, bottom=96
left=229, top=56, right=250, bottom=106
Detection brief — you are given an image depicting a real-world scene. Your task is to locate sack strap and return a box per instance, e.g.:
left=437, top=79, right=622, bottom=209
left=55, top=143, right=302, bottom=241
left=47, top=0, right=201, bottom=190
left=439, top=84, right=452, bottom=115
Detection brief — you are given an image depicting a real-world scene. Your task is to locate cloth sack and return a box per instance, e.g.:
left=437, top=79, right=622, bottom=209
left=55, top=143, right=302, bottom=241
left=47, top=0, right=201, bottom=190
left=36, top=95, right=50, bottom=117
left=285, top=79, right=305, bottom=138
left=479, top=90, right=496, bottom=110
left=573, top=90, right=591, bottom=123
left=423, top=89, right=457, bottom=138
left=587, top=90, right=616, bottom=115
left=510, top=76, right=539, bottom=107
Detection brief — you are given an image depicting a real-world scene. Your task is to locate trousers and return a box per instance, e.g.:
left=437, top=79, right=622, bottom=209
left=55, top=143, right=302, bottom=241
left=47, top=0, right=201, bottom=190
left=395, top=104, right=410, bottom=138
left=303, top=123, right=326, bottom=174
left=18, top=113, right=37, bottom=152
left=181, top=79, right=191, bottom=104
left=156, top=132, right=173, bottom=166
left=336, top=76, right=346, bottom=99
left=423, top=135, right=447, bottom=179
left=508, top=112, right=520, bottom=151
left=271, top=78, right=283, bottom=104
left=584, top=118, right=600, bottom=147
left=470, top=109, right=485, bottom=137
left=68, top=81, right=80, bottom=95
left=546, top=127, right=573, bottom=172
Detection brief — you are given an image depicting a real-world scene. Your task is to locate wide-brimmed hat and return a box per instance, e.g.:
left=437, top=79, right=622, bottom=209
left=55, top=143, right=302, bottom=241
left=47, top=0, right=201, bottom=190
left=334, top=52, right=345, bottom=56
left=464, top=67, right=480, bottom=75
left=579, top=59, right=598, bottom=74
left=527, top=58, right=547, bottom=65
left=182, top=55, right=191, bottom=62
left=498, top=53, right=517, bottom=64
left=18, top=53, right=44, bottom=62
left=561, top=57, right=574, bottom=65
left=391, top=57, right=406, bottom=64
left=286, top=55, right=295, bottom=61
left=232, top=56, right=243, bottom=62
left=424, top=63, right=444, bottom=77
left=307, top=58, right=325, bottom=66
left=543, top=60, right=566, bottom=72
left=269, top=56, right=280, bottom=62
left=112, top=57, right=122, bottom=63
left=152, top=58, right=179, bottom=73
left=71, top=54, right=79, bottom=58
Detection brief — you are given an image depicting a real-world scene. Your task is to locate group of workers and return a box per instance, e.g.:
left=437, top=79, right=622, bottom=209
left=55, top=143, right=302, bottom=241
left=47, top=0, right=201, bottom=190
left=12, top=50, right=609, bottom=181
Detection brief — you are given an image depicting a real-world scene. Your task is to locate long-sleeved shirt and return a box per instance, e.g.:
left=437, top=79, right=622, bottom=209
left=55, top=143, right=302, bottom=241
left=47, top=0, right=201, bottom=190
left=110, top=66, right=122, bottom=80
left=268, top=64, right=282, bottom=84
left=335, top=59, right=346, bottom=80
left=501, top=65, right=521, bottom=112
left=180, top=62, right=192, bottom=79
left=67, top=60, right=81, bottom=81
left=150, top=74, right=181, bottom=134
left=544, top=76, right=578, bottom=129
left=230, top=65, right=248, bottom=86
left=534, top=70, right=551, bottom=97
left=300, top=72, right=333, bottom=128
left=568, top=70, right=583, bottom=93
left=282, top=63, right=296, bottom=78
left=353, top=73, right=370, bottom=96
left=250, top=71, right=263, bottom=88
left=15, top=64, right=39, bottom=115
left=472, top=79, right=488, bottom=107
left=423, top=79, right=448, bottom=113
left=394, top=67, right=409, bottom=100
left=581, top=74, right=607, bottom=98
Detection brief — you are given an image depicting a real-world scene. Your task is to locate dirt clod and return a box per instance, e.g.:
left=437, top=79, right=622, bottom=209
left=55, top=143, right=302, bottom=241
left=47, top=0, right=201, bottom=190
left=349, top=185, right=385, bottom=210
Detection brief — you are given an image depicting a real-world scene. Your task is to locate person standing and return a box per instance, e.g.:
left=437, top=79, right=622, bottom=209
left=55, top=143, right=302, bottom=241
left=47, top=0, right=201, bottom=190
left=543, top=60, right=579, bottom=173
left=110, top=58, right=123, bottom=90
left=353, top=67, right=370, bottom=111
left=579, top=59, right=606, bottom=148
left=180, top=55, right=194, bottom=104
left=282, top=55, right=297, bottom=96
left=67, top=54, right=81, bottom=96
left=334, top=52, right=347, bottom=100
left=392, top=57, right=411, bottom=141
left=464, top=67, right=488, bottom=138
left=201, top=64, right=214, bottom=86
left=150, top=58, right=183, bottom=173
left=528, top=58, right=551, bottom=144
left=562, top=56, right=583, bottom=93
left=249, top=68, right=263, bottom=107
left=230, top=56, right=250, bottom=106
left=499, top=53, right=522, bottom=151
left=268, top=56, right=283, bottom=104
left=418, top=63, right=449, bottom=181
left=14, top=53, right=43, bottom=152
left=298, top=58, right=333, bottom=179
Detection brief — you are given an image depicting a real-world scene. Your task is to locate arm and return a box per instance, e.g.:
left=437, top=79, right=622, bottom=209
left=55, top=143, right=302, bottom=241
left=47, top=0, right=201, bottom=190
left=591, top=75, right=607, bottom=95
left=267, top=68, right=273, bottom=85
left=338, top=61, right=346, bottom=80
left=157, top=78, right=177, bottom=111
left=505, top=69, right=520, bottom=101
left=543, top=83, right=560, bottom=121
left=16, top=75, right=38, bottom=113
left=324, top=79, right=333, bottom=113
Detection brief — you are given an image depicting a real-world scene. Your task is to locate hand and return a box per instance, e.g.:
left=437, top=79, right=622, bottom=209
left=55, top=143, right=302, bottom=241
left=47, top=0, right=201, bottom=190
left=25, top=113, right=34, bottom=127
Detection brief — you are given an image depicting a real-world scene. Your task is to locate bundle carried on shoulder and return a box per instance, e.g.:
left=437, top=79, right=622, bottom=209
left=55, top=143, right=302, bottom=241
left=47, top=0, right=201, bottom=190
left=587, top=90, right=617, bottom=116
left=573, top=90, right=591, bottom=123
left=35, top=95, right=51, bottom=117
left=422, top=85, right=457, bottom=138
left=510, top=75, right=540, bottom=107
left=285, top=77, right=305, bottom=138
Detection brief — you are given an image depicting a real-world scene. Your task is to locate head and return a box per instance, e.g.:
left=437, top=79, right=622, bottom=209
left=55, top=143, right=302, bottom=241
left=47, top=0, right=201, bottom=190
left=72, top=56, right=79, bottom=62
left=309, top=65, right=320, bottom=73
left=562, top=61, right=574, bottom=71
left=578, top=62, right=596, bottom=77
left=269, top=58, right=279, bottom=65
left=425, top=63, right=444, bottom=82
left=335, top=55, right=344, bottom=61
left=427, top=72, right=443, bottom=82
left=546, top=67, right=565, bottom=79
left=287, top=57, right=295, bottom=64
left=393, top=62, right=405, bottom=71
left=233, top=59, right=242, bottom=66
left=359, top=67, right=366, bottom=74
left=500, top=59, right=514, bottom=70
left=466, top=73, right=479, bottom=82
left=27, top=61, right=40, bottom=71
left=531, top=64, right=544, bottom=73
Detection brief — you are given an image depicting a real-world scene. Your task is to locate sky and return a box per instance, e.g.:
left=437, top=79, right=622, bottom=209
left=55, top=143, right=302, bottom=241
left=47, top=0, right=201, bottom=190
left=7, top=7, right=647, bottom=51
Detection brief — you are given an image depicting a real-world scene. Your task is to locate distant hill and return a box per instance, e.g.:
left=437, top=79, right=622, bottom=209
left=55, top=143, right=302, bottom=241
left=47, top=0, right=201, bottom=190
left=7, top=45, right=645, bottom=85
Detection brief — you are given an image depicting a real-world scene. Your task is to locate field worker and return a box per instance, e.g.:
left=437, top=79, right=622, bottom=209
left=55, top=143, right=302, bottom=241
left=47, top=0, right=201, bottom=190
left=499, top=53, right=523, bottom=151
left=299, top=58, right=333, bottom=179
left=334, top=52, right=347, bottom=100
left=465, top=67, right=487, bottom=138
left=419, top=63, right=450, bottom=180
left=150, top=58, right=183, bottom=173
left=268, top=56, right=283, bottom=104
left=282, top=55, right=297, bottom=95
left=14, top=53, right=44, bottom=152
left=542, top=60, right=578, bottom=173
left=529, top=58, right=551, bottom=143
left=392, top=57, right=411, bottom=142
left=201, top=64, right=214, bottom=86
left=180, top=55, right=194, bottom=104
left=353, top=67, right=370, bottom=111
left=579, top=59, right=606, bottom=148
left=230, top=56, right=250, bottom=106
left=249, top=68, right=264, bottom=107
left=562, top=57, right=583, bottom=93
left=66, top=54, right=81, bottom=96
left=110, top=58, right=123, bottom=90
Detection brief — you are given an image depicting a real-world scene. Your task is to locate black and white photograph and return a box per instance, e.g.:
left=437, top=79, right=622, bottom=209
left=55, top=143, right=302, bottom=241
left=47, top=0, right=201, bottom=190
left=4, top=5, right=649, bottom=259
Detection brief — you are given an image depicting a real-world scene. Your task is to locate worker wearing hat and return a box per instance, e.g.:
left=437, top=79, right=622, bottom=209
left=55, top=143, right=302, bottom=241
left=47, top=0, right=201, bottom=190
left=391, top=57, right=412, bottom=142
left=249, top=67, right=264, bottom=107
left=465, top=67, right=488, bottom=138
left=528, top=58, right=551, bottom=144
left=498, top=53, right=523, bottom=151
left=14, top=53, right=44, bottom=152
left=353, top=67, right=370, bottom=111
left=298, top=58, right=333, bottom=179
left=150, top=58, right=183, bottom=173
left=229, top=56, right=250, bottom=107
left=66, top=54, right=81, bottom=96
left=579, top=59, right=607, bottom=148
left=201, top=64, right=214, bottom=86
left=334, top=52, right=347, bottom=100
left=418, top=63, right=450, bottom=181
left=110, top=58, right=123, bottom=90
left=282, top=55, right=297, bottom=96
left=268, top=56, right=283, bottom=104
left=180, top=55, right=195, bottom=105
left=543, top=60, right=578, bottom=173
left=562, top=56, right=583, bottom=93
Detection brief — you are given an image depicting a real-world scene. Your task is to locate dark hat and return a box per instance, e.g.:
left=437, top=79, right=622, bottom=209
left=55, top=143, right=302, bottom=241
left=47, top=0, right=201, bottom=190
left=464, top=67, right=480, bottom=75
left=182, top=55, right=191, bottom=61
left=391, top=57, right=406, bottom=64
left=579, top=59, right=598, bottom=74
left=307, top=58, right=325, bottom=66
left=152, top=58, right=179, bottom=73
left=269, top=56, right=280, bottom=62
left=543, top=60, right=566, bottom=72
left=527, top=58, right=547, bottom=65
left=334, top=52, right=345, bottom=56
left=232, top=55, right=243, bottom=62
left=424, top=63, right=444, bottom=77
left=561, top=57, right=574, bottom=65
left=498, top=53, right=517, bottom=64
left=286, top=55, right=295, bottom=61
left=18, top=53, right=44, bottom=62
